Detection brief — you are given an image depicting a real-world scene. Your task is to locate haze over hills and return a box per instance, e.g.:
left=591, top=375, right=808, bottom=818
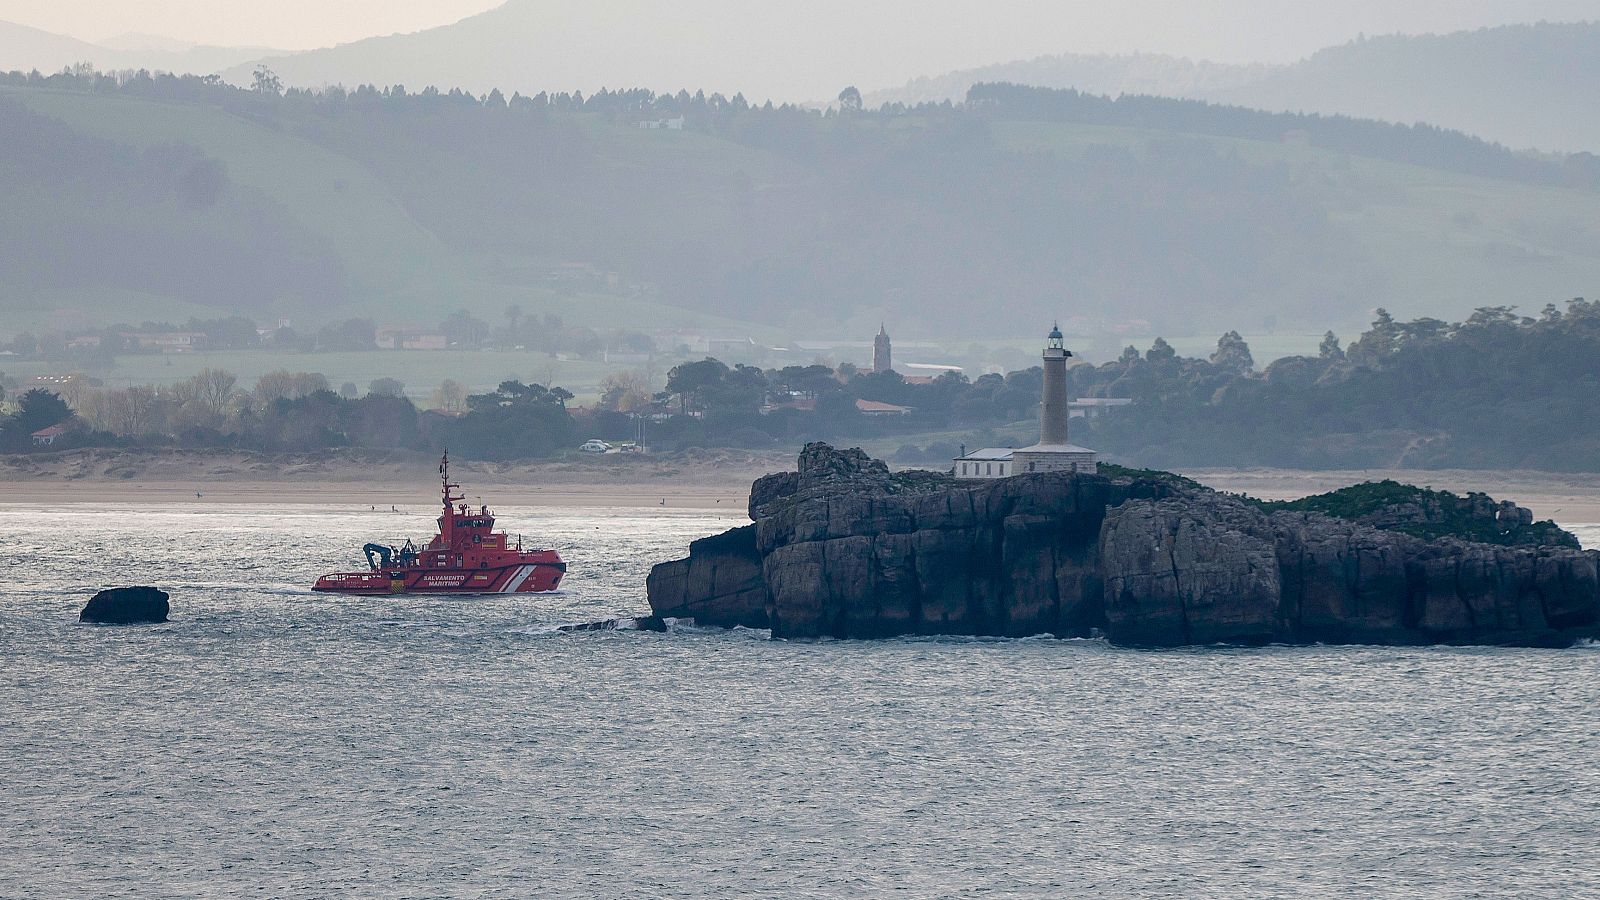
left=3, top=69, right=1600, bottom=346
left=10, top=8, right=1598, bottom=151
left=870, top=22, right=1600, bottom=152
left=1207, top=23, right=1600, bottom=153
left=0, top=19, right=279, bottom=76
left=866, top=54, right=1265, bottom=109
left=214, top=1, right=1600, bottom=147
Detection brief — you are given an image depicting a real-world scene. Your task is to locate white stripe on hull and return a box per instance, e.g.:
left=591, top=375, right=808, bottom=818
left=501, top=565, right=534, bottom=593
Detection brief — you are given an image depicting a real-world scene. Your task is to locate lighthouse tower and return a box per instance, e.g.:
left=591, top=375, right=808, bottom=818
left=873, top=324, right=892, bottom=374
left=1010, top=323, right=1097, bottom=475
left=953, top=323, right=1097, bottom=479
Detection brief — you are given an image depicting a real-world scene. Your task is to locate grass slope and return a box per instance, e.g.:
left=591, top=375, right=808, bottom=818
left=0, top=86, right=773, bottom=338
left=992, top=120, right=1600, bottom=329
left=4, top=83, right=1600, bottom=339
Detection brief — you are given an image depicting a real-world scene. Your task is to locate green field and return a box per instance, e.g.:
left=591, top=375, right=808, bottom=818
left=993, top=119, right=1600, bottom=332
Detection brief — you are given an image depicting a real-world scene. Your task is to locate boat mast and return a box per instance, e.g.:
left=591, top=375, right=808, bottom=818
left=440, top=448, right=464, bottom=544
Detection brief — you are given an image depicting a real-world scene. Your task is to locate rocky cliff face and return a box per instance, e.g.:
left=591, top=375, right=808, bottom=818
left=647, top=444, right=1600, bottom=647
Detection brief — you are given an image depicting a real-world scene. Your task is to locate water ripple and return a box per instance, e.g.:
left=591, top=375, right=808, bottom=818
left=1, top=503, right=1598, bottom=898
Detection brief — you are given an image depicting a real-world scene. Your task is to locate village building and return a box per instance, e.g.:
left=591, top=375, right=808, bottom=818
left=637, top=116, right=686, bottom=130
left=954, top=447, right=1015, bottom=479
left=1069, top=397, right=1134, bottom=419
left=120, top=331, right=204, bottom=353
left=31, top=423, right=72, bottom=447
left=955, top=324, right=1098, bottom=479
left=855, top=399, right=912, bottom=416
left=376, top=326, right=448, bottom=350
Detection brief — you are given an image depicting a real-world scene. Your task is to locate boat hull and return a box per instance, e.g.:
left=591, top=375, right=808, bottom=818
left=313, top=559, right=565, bottom=595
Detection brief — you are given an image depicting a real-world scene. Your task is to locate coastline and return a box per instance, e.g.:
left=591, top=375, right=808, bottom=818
left=0, top=481, right=752, bottom=509
left=0, top=447, right=785, bottom=510
left=6, top=447, right=1600, bottom=523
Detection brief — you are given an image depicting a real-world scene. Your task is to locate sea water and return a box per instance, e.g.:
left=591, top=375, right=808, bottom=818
left=3, top=503, right=1599, bottom=898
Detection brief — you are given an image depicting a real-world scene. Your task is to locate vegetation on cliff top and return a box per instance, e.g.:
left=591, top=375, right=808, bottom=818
left=1096, top=460, right=1575, bottom=549
left=1094, top=462, right=1203, bottom=491
left=1251, top=480, right=1577, bottom=548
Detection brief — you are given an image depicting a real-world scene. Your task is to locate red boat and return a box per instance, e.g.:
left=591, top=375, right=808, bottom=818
left=313, top=452, right=566, bottom=595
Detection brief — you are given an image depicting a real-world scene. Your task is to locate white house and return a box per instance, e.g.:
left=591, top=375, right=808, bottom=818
left=955, top=448, right=1015, bottom=480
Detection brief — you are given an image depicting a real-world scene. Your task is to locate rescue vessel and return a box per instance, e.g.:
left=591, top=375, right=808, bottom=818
left=313, top=452, right=566, bottom=595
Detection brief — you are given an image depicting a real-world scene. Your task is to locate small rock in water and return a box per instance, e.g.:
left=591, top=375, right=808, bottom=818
left=559, top=615, right=669, bottom=633
left=80, top=586, right=169, bottom=625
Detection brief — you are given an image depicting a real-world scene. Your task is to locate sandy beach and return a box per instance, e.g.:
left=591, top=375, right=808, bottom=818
left=7, top=448, right=1600, bottom=525
left=0, top=448, right=787, bottom=510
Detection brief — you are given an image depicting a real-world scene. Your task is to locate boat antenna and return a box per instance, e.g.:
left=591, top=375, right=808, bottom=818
left=440, top=446, right=462, bottom=506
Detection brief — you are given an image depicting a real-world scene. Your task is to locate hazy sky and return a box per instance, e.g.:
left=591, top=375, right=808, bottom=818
left=3, top=0, right=1598, bottom=63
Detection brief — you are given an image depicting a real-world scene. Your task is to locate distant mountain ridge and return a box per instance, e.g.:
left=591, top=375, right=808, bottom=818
left=870, top=22, right=1600, bottom=152
left=0, top=19, right=279, bottom=76
left=866, top=53, right=1265, bottom=109
left=1208, top=23, right=1600, bottom=152
left=10, top=12, right=1598, bottom=150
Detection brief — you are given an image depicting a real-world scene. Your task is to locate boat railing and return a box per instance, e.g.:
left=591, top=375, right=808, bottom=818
left=318, top=572, right=386, bottom=583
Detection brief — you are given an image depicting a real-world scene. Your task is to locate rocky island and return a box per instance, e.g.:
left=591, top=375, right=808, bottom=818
left=647, top=443, right=1600, bottom=647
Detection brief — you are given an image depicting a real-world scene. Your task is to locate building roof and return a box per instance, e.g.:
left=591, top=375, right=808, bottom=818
left=31, top=424, right=71, bottom=438
left=956, top=448, right=1015, bottom=461
left=854, top=399, right=912, bottom=413
left=1014, top=442, right=1098, bottom=455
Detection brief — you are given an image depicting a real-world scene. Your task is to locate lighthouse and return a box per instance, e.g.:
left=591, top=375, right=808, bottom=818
left=873, top=324, right=892, bottom=374
left=1038, top=322, right=1071, bottom=445
left=955, top=323, right=1097, bottom=479
left=1012, top=323, right=1097, bottom=474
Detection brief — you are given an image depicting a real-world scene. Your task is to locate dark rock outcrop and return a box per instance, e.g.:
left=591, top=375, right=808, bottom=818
left=559, top=615, right=670, bottom=633
left=645, top=525, right=768, bottom=630
left=648, top=444, right=1600, bottom=647
left=80, top=586, right=169, bottom=624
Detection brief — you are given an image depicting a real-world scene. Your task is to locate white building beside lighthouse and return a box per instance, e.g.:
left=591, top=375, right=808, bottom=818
left=954, top=324, right=1098, bottom=480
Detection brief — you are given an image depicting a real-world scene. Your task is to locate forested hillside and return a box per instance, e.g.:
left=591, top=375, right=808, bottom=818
left=1208, top=23, right=1600, bottom=153
left=3, top=68, right=1600, bottom=340
left=872, top=23, right=1600, bottom=153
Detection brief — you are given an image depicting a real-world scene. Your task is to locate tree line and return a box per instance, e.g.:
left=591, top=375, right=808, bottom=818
left=0, top=368, right=572, bottom=459
left=1071, top=299, right=1600, bottom=471
left=8, top=310, right=656, bottom=362
left=9, top=66, right=1592, bottom=193
left=10, top=298, right=1600, bottom=471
